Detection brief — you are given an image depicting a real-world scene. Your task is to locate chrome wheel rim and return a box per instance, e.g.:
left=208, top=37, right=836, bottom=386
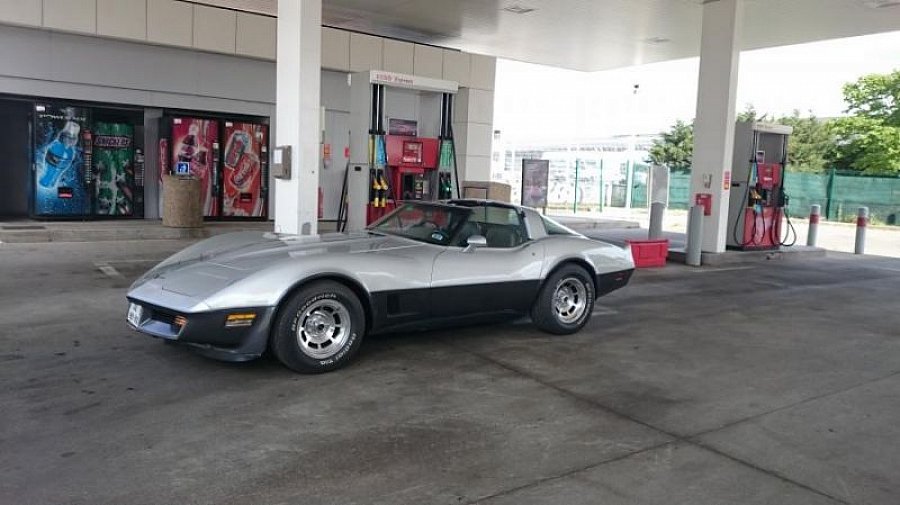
left=553, top=277, right=588, bottom=324
left=296, top=299, right=351, bottom=359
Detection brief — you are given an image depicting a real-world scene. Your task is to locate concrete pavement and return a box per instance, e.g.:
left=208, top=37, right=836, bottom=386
left=2, top=239, right=900, bottom=504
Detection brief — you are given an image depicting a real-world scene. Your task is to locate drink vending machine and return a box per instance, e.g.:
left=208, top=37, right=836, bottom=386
left=32, top=103, right=143, bottom=218
left=160, top=116, right=269, bottom=219
left=726, top=121, right=797, bottom=250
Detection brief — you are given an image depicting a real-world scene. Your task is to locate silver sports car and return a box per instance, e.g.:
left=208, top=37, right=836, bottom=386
left=126, top=200, right=635, bottom=373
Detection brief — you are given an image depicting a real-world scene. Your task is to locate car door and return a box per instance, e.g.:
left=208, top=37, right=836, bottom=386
left=430, top=205, right=546, bottom=318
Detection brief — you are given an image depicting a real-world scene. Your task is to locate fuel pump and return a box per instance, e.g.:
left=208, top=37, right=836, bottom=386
left=726, top=122, right=797, bottom=250
left=346, top=71, right=460, bottom=230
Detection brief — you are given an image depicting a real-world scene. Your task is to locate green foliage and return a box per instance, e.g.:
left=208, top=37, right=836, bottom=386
left=827, top=116, right=900, bottom=175
left=646, top=120, right=693, bottom=173
left=778, top=110, right=833, bottom=173
left=827, top=70, right=900, bottom=174
left=842, top=70, right=900, bottom=127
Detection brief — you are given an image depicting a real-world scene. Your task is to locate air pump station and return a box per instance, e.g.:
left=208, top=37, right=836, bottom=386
left=344, top=71, right=460, bottom=231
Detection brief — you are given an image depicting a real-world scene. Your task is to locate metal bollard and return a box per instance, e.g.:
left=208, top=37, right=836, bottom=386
left=807, top=204, right=821, bottom=247
left=649, top=202, right=665, bottom=240
left=685, top=205, right=704, bottom=267
left=855, top=207, right=868, bottom=255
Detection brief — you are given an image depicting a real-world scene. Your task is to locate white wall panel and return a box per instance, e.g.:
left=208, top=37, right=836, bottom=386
left=349, top=32, right=382, bottom=72
left=236, top=12, right=275, bottom=59
left=43, top=0, right=96, bottom=34
left=442, top=50, right=470, bottom=87
left=321, top=26, right=349, bottom=71
left=0, top=0, right=42, bottom=27
left=147, top=0, right=191, bottom=47
left=382, top=38, right=413, bottom=74
left=413, top=44, right=442, bottom=79
left=97, top=0, right=146, bottom=41
left=192, top=3, right=235, bottom=53
left=469, top=53, right=496, bottom=90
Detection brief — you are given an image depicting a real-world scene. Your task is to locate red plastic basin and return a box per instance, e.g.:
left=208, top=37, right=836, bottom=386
left=626, top=239, right=669, bottom=268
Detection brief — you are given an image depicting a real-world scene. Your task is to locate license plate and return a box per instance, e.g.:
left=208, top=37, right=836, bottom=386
left=127, top=303, right=143, bottom=327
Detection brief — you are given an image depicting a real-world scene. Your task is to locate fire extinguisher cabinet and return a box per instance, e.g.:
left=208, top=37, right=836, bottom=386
left=162, top=175, right=203, bottom=228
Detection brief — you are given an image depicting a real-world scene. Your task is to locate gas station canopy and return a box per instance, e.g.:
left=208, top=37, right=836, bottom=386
left=197, top=0, right=900, bottom=71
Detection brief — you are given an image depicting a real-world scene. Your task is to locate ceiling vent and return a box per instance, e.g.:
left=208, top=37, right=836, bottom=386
left=503, top=5, right=537, bottom=14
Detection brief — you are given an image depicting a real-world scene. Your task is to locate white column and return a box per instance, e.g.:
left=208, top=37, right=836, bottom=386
left=690, top=0, right=743, bottom=252
left=274, top=0, right=322, bottom=235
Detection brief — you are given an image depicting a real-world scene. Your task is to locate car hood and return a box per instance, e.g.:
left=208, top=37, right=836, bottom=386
left=132, top=231, right=422, bottom=298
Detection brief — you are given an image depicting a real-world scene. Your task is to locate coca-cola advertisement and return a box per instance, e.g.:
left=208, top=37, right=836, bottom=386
left=222, top=121, right=268, bottom=218
left=169, top=117, right=219, bottom=217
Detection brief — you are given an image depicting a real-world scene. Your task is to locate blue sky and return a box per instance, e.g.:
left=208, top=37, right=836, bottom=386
left=494, top=30, right=900, bottom=142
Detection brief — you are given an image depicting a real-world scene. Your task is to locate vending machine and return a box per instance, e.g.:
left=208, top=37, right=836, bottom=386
left=222, top=121, right=268, bottom=218
left=167, top=117, right=221, bottom=217
left=32, top=104, right=92, bottom=217
left=92, top=122, right=136, bottom=217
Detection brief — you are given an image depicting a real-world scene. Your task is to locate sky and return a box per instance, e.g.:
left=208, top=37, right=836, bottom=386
left=494, top=30, right=900, bottom=143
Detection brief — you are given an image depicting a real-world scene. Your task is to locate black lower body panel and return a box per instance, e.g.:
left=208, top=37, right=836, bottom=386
left=127, top=299, right=276, bottom=362
left=596, top=268, right=634, bottom=297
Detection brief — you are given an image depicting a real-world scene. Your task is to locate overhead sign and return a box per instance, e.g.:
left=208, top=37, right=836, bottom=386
left=521, top=159, right=550, bottom=209
left=368, top=70, right=459, bottom=94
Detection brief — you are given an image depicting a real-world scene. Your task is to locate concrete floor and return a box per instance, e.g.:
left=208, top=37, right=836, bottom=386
left=2, top=239, right=899, bottom=505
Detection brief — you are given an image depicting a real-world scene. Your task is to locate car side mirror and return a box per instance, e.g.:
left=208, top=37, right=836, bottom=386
left=464, top=234, right=487, bottom=253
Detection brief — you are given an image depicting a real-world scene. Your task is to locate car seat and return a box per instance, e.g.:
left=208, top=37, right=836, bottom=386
left=485, top=226, right=521, bottom=248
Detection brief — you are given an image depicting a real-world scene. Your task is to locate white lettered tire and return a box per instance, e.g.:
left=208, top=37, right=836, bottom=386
left=272, top=281, right=366, bottom=373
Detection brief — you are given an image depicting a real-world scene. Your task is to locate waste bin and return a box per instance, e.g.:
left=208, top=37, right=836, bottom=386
left=162, top=174, right=202, bottom=228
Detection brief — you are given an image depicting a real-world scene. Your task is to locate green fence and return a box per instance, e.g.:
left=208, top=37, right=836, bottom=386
left=667, top=170, right=900, bottom=224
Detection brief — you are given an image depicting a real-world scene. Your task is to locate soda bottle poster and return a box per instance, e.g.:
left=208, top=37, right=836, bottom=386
left=33, top=104, right=91, bottom=216
left=170, top=117, right=219, bottom=216
left=93, top=122, right=135, bottom=216
left=222, top=121, right=268, bottom=217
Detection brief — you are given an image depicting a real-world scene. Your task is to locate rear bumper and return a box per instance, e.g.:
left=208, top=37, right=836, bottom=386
left=596, top=268, right=634, bottom=296
left=126, top=298, right=276, bottom=362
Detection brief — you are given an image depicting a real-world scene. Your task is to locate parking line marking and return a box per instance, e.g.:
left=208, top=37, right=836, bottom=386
left=94, top=261, right=123, bottom=279
left=592, top=307, right=619, bottom=316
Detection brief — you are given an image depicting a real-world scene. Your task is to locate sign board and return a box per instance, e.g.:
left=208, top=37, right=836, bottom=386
left=368, top=70, right=459, bottom=94
left=175, top=161, right=191, bottom=175
left=521, top=159, right=550, bottom=209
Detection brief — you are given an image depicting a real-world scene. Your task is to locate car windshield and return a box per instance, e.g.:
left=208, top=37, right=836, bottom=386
left=368, top=202, right=471, bottom=246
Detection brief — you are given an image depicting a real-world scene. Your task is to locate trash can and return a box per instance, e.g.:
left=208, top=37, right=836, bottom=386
left=162, top=174, right=203, bottom=228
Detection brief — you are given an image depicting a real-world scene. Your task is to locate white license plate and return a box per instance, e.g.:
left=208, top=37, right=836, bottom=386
left=127, top=303, right=143, bottom=327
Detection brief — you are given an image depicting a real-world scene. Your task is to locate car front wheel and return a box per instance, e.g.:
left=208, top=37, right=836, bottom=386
left=531, top=264, right=595, bottom=335
left=271, top=281, right=366, bottom=373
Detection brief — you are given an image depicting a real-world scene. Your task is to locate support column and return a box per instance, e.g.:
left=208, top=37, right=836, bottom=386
left=689, top=0, right=743, bottom=252
left=274, top=0, right=322, bottom=235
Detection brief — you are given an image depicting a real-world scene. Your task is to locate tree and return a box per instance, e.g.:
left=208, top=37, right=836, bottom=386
left=827, top=70, right=900, bottom=174
left=777, top=110, right=833, bottom=173
left=646, top=120, right=693, bottom=173
left=842, top=70, right=900, bottom=127
left=828, top=116, right=900, bottom=175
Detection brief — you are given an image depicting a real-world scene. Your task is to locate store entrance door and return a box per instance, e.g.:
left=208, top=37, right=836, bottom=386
left=0, top=99, right=31, bottom=218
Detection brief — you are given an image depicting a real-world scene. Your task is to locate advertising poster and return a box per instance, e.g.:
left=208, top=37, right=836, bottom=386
left=33, top=104, right=91, bottom=216
left=521, top=159, right=550, bottom=209
left=93, top=122, right=135, bottom=216
left=222, top=121, right=268, bottom=217
left=171, top=117, right=219, bottom=217
left=388, top=118, right=418, bottom=137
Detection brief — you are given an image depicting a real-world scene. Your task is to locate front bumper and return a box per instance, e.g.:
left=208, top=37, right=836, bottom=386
left=596, top=268, right=634, bottom=296
left=126, top=298, right=276, bottom=362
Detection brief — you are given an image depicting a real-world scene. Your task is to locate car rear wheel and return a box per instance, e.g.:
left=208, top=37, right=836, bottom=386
left=531, top=264, right=595, bottom=335
left=271, top=281, right=366, bottom=373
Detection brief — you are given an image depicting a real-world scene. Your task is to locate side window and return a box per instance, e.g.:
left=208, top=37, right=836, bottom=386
left=541, top=216, right=578, bottom=236
left=469, top=206, right=528, bottom=248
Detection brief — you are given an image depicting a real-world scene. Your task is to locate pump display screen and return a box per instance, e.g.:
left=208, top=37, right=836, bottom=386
left=402, top=141, right=423, bottom=164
